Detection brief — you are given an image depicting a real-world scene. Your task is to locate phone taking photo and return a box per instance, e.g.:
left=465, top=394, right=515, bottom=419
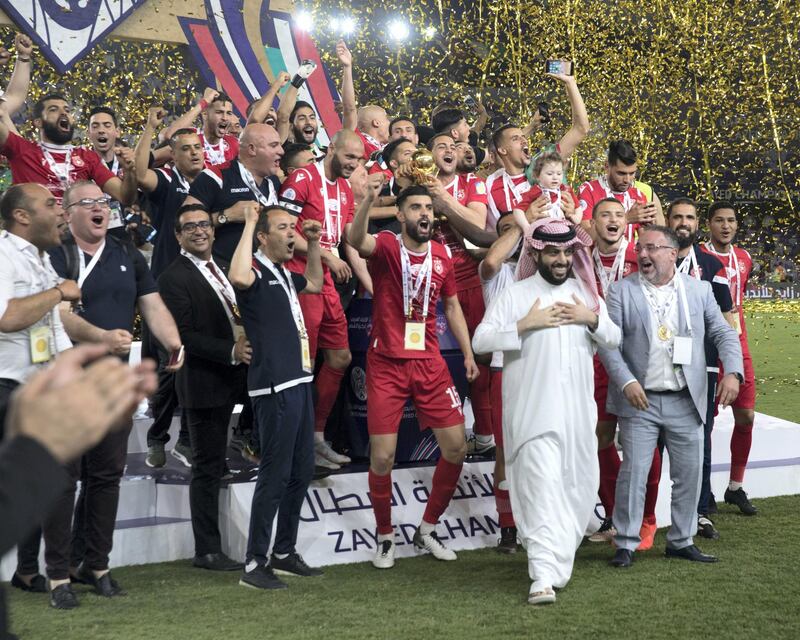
left=545, top=60, right=574, bottom=76
left=168, top=345, right=184, bottom=368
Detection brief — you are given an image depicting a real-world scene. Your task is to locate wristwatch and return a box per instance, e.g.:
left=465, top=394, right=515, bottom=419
left=732, top=372, right=744, bottom=383
left=217, top=212, right=228, bottom=225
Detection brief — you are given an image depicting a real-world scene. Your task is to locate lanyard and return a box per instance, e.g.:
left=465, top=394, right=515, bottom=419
left=398, top=235, right=433, bottom=319
left=704, top=243, right=741, bottom=306
left=676, top=247, right=700, bottom=280
left=238, top=162, right=276, bottom=207
left=78, top=241, right=106, bottom=287
left=109, top=155, right=120, bottom=176
left=254, top=251, right=308, bottom=338
left=203, top=135, right=226, bottom=165
left=446, top=175, right=459, bottom=200
left=40, top=143, right=73, bottom=185
left=361, top=131, right=383, bottom=152
left=541, top=188, right=563, bottom=218
left=315, top=161, right=342, bottom=247
left=593, top=239, right=628, bottom=298
left=182, top=250, right=241, bottom=326
left=641, top=275, right=693, bottom=337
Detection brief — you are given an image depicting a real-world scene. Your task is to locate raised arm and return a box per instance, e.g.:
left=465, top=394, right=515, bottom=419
left=276, top=62, right=318, bottom=143
left=134, top=107, right=165, bottom=193
left=100, top=147, right=138, bottom=206
left=247, top=72, right=290, bottom=126
left=551, top=68, right=590, bottom=162
left=348, top=173, right=384, bottom=258
left=470, top=99, right=489, bottom=137
left=337, top=40, right=357, bottom=131
left=1, top=34, right=33, bottom=117
left=300, top=220, right=324, bottom=294
left=229, top=204, right=260, bottom=289
left=479, top=223, right=522, bottom=281
left=162, top=87, right=218, bottom=140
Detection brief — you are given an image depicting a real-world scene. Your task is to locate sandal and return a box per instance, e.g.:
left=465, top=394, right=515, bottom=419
left=528, top=586, right=556, bottom=605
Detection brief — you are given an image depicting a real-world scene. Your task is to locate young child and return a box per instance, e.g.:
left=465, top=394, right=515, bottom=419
left=512, top=151, right=580, bottom=233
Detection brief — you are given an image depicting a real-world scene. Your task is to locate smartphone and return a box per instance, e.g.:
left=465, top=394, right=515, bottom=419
left=545, top=60, right=573, bottom=76
left=168, top=345, right=184, bottom=368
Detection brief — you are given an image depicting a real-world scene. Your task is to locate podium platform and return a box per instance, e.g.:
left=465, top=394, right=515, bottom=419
left=2, top=406, right=799, bottom=577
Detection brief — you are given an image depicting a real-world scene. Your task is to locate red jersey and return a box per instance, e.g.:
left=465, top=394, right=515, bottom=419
left=431, top=173, right=488, bottom=291
left=355, top=129, right=383, bottom=161
left=196, top=131, right=239, bottom=168
left=1, top=132, right=115, bottom=202
left=592, top=242, right=639, bottom=299
left=279, top=161, right=355, bottom=284
left=700, top=243, right=752, bottom=338
left=516, top=183, right=580, bottom=219
left=368, top=231, right=457, bottom=359
left=578, top=177, right=647, bottom=241
left=485, top=169, right=530, bottom=229
left=368, top=159, right=394, bottom=182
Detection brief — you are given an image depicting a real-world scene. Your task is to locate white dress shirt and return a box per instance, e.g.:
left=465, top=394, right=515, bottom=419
left=0, top=231, right=72, bottom=383
left=640, top=275, right=687, bottom=391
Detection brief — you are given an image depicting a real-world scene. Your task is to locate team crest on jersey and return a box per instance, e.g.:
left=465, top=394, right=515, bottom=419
left=282, top=188, right=296, bottom=200
left=341, top=192, right=348, bottom=205
left=1, top=0, right=148, bottom=73
left=72, top=155, right=84, bottom=168
left=433, top=258, right=444, bottom=274
left=457, top=189, right=466, bottom=200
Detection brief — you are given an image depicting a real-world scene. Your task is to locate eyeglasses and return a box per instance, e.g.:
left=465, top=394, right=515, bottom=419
left=634, top=243, right=675, bottom=253
left=65, top=196, right=112, bottom=210
left=180, top=220, right=212, bottom=233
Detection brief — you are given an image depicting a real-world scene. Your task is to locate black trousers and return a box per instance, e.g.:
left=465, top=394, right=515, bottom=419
left=145, top=332, right=190, bottom=448
left=186, top=403, right=234, bottom=556
left=42, top=421, right=131, bottom=579
left=697, top=372, right=718, bottom=515
left=0, top=379, right=42, bottom=577
left=246, top=384, right=315, bottom=564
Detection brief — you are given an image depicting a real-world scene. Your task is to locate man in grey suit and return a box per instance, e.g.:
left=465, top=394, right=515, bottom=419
left=599, top=226, right=743, bottom=567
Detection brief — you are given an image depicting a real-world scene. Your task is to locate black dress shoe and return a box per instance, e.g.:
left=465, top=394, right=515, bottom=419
left=77, top=566, right=126, bottom=597
left=193, top=553, right=244, bottom=571
left=11, top=572, right=47, bottom=593
left=697, top=515, right=720, bottom=540
left=724, top=487, right=758, bottom=516
left=610, top=548, right=634, bottom=568
left=50, top=584, right=79, bottom=609
left=665, top=544, right=718, bottom=563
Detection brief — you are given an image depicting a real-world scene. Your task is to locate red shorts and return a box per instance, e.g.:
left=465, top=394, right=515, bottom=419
left=593, top=356, right=617, bottom=422
left=299, top=286, right=349, bottom=356
left=457, top=285, right=486, bottom=336
left=366, top=350, right=464, bottom=435
left=718, top=350, right=756, bottom=411
left=490, top=368, right=504, bottom=447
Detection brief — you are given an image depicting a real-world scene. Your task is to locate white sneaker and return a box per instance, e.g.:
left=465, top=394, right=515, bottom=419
left=412, top=527, right=457, bottom=561
left=314, top=452, right=340, bottom=470
left=315, top=440, right=351, bottom=465
left=372, top=540, right=396, bottom=569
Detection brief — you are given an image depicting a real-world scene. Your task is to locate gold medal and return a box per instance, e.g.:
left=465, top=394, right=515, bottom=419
left=657, top=324, right=672, bottom=341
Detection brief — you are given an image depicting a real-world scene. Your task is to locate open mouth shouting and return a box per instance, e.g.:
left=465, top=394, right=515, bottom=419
left=90, top=212, right=107, bottom=229
left=302, top=125, right=316, bottom=141
left=522, top=146, right=530, bottom=161
left=57, top=115, right=72, bottom=133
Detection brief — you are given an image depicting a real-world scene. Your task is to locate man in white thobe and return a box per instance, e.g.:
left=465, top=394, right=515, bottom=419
left=473, top=218, right=620, bottom=605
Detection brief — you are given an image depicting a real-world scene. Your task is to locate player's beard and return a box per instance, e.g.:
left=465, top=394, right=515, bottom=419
left=405, top=217, right=432, bottom=244
left=675, top=228, right=696, bottom=250
left=42, top=120, right=75, bottom=145
left=457, top=158, right=476, bottom=174
left=292, top=123, right=317, bottom=144
left=538, top=257, right=573, bottom=285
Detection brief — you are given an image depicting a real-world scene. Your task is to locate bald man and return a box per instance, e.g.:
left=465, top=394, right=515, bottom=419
left=185, top=123, right=284, bottom=262
left=278, top=129, right=370, bottom=469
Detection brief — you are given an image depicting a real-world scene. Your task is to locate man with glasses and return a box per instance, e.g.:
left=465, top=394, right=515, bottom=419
left=157, top=204, right=248, bottom=572
left=43, top=180, right=183, bottom=609
left=0, top=182, right=134, bottom=601
left=599, top=226, right=742, bottom=569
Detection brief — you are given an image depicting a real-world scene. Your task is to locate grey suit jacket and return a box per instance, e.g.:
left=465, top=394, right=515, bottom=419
left=598, top=272, right=743, bottom=421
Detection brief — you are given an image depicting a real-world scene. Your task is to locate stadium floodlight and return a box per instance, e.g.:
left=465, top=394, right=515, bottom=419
left=387, top=19, right=410, bottom=43
left=422, top=26, right=437, bottom=40
left=339, top=16, right=357, bottom=35
left=295, top=11, right=314, bottom=32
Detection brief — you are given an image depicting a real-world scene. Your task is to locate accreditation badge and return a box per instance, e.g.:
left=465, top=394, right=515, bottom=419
left=300, top=334, right=313, bottom=372
left=233, top=325, right=246, bottom=342
left=404, top=322, right=426, bottom=351
left=30, top=326, right=52, bottom=364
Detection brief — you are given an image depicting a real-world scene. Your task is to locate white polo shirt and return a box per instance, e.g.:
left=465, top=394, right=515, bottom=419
left=0, top=231, right=72, bottom=383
